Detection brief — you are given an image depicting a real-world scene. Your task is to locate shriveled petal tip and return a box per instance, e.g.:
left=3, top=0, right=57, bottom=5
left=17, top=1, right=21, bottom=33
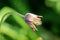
left=26, top=21, right=38, bottom=31
left=38, top=16, right=43, bottom=18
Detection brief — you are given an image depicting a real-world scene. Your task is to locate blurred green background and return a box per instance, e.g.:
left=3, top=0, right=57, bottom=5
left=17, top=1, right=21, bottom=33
left=0, top=0, right=60, bottom=40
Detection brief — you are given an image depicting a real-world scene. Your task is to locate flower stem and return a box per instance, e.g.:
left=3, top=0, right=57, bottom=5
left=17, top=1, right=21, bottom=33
left=0, top=11, right=25, bottom=27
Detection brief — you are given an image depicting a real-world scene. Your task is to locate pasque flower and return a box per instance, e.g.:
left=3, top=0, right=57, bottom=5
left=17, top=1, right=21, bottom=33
left=25, top=13, right=42, bottom=31
left=17, top=12, right=42, bottom=31
left=0, top=11, right=42, bottom=31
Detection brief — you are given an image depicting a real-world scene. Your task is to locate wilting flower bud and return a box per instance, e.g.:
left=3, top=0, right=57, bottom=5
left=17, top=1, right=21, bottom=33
left=25, top=13, right=43, bottom=31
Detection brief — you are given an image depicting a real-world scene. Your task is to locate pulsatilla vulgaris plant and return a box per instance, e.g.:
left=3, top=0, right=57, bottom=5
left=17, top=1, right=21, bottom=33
left=0, top=7, right=43, bottom=40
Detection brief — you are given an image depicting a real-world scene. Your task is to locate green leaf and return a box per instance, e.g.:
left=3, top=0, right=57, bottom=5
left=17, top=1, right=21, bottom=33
left=0, top=7, right=38, bottom=40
